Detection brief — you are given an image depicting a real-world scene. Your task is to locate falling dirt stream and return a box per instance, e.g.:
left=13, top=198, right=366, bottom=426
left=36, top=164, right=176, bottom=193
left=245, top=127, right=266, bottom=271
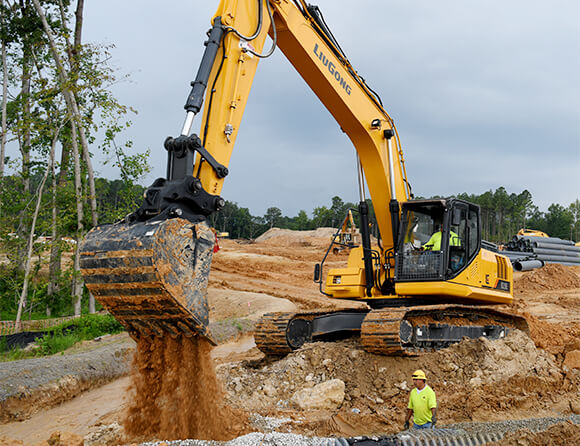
left=123, top=335, right=249, bottom=442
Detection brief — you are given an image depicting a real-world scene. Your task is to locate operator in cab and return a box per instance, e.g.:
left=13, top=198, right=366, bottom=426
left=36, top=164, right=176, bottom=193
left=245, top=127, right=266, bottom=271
left=423, top=223, right=460, bottom=251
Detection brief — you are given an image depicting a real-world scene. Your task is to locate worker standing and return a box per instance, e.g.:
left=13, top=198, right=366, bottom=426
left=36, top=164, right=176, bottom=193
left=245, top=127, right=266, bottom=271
left=404, top=369, right=437, bottom=430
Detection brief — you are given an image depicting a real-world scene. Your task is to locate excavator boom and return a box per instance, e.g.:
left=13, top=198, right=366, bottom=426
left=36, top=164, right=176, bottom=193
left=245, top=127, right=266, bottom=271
left=80, top=0, right=410, bottom=343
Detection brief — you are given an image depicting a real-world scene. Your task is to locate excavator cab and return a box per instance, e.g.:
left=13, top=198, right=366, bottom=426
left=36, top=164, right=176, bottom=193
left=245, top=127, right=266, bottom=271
left=396, top=199, right=480, bottom=282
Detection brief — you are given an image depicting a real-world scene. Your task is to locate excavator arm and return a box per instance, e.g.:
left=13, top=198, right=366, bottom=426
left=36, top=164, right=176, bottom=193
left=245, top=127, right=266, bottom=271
left=79, top=0, right=411, bottom=342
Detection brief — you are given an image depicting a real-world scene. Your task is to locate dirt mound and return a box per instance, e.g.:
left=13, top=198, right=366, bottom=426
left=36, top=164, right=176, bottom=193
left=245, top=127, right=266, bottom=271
left=488, top=420, right=580, bottom=445
left=515, top=263, right=580, bottom=293
left=255, top=227, right=336, bottom=247
left=525, top=314, right=580, bottom=358
left=217, top=330, right=575, bottom=436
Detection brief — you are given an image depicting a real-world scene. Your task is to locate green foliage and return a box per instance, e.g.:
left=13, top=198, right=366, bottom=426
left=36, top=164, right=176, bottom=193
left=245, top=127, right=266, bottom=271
left=0, top=314, right=124, bottom=360
left=454, top=188, right=576, bottom=242
left=73, top=313, right=124, bottom=338
left=35, top=314, right=124, bottom=356
left=36, top=330, right=81, bottom=356
left=95, top=178, right=146, bottom=224
left=264, top=206, right=282, bottom=229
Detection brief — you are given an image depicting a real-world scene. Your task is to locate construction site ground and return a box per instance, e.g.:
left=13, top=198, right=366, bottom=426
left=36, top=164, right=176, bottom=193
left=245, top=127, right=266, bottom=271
left=1, top=228, right=579, bottom=445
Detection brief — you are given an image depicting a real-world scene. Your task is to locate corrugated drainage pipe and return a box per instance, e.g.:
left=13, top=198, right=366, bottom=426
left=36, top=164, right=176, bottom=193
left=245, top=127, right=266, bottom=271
left=339, top=428, right=505, bottom=445
left=532, top=248, right=580, bottom=257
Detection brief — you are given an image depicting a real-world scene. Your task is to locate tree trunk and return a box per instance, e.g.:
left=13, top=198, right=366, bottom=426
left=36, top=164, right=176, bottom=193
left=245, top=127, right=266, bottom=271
left=17, top=0, right=33, bottom=195
left=0, top=38, right=7, bottom=181
left=48, top=126, right=73, bottom=298
left=69, top=120, right=84, bottom=316
left=32, top=0, right=93, bottom=316
left=47, top=133, right=60, bottom=306
left=20, top=54, right=31, bottom=194
left=72, top=0, right=95, bottom=313
left=57, top=0, right=97, bottom=229
left=16, top=127, right=59, bottom=325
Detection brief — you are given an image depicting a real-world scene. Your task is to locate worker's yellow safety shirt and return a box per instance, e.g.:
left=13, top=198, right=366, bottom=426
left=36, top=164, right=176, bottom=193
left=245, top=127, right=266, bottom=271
left=424, top=230, right=460, bottom=251
left=408, top=385, right=437, bottom=425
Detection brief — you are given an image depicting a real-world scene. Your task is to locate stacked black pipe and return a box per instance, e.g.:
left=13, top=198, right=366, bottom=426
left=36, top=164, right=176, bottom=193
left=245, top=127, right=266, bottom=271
left=501, top=235, right=580, bottom=271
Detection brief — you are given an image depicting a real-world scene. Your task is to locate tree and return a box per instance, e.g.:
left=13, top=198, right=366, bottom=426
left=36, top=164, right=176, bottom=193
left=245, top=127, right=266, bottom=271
left=294, top=210, right=310, bottom=230
left=544, top=204, right=573, bottom=240
left=569, top=199, right=580, bottom=242
left=330, top=195, right=345, bottom=227
left=16, top=119, right=61, bottom=325
left=264, top=207, right=282, bottom=229
left=0, top=0, right=147, bottom=319
left=312, top=205, right=332, bottom=228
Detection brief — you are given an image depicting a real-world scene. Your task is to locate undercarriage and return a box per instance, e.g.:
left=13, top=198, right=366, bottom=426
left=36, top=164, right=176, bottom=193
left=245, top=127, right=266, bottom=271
left=255, top=305, right=528, bottom=356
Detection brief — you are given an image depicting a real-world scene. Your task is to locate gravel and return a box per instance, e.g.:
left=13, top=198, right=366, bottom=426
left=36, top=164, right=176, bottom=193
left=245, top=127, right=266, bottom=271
left=0, top=336, right=133, bottom=402
left=140, top=433, right=328, bottom=446
left=248, top=414, right=294, bottom=432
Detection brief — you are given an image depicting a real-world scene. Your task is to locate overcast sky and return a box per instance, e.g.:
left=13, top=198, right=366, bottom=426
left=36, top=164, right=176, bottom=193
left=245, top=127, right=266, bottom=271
left=81, top=0, right=580, bottom=217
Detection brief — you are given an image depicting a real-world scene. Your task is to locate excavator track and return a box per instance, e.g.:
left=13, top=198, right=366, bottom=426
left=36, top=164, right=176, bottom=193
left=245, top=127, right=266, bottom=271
left=360, top=308, right=409, bottom=355
left=254, top=312, right=297, bottom=356
left=255, top=305, right=528, bottom=357
left=79, top=218, right=216, bottom=343
left=360, top=305, right=528, bottom=355
left=254, top=309, right=366, bottom=356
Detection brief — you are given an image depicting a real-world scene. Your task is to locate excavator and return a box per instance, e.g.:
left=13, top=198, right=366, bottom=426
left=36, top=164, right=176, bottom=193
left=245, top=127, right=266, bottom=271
left=329, top=210, right=360, bottom=255
left=80, top=0, right=527, bottom=356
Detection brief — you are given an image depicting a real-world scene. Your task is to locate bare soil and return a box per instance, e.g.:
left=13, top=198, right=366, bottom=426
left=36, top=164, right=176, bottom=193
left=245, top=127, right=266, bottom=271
left=1, top=229, right=579, bottom=445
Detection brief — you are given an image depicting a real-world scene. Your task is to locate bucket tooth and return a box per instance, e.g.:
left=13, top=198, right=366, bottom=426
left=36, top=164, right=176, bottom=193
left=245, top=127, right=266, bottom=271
left=176, top=321, right=195, bottom=337
left=80, top=218, right=216, bottom=344
left=160, top=321, right=180, bottom=338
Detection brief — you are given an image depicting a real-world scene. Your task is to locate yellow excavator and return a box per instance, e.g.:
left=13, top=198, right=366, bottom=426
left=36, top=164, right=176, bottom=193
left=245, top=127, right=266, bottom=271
left=330, top=210, right=360, bottom=255
left=517, top=228, right=549, bottom=238
left=80, top=0, right=526, bottom=356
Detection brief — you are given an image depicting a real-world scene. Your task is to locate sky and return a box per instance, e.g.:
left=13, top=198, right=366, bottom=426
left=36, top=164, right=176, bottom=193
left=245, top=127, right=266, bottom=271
left=80, top=0, right=580, bottom=218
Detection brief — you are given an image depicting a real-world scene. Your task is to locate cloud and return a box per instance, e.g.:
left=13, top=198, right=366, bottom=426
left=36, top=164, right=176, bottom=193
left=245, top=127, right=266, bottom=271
left=79, top=0, right=579, bottom=216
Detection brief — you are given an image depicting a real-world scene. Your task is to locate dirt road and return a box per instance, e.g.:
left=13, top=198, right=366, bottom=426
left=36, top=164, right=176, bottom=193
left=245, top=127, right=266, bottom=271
left=1, top=229, right=579, bottom=444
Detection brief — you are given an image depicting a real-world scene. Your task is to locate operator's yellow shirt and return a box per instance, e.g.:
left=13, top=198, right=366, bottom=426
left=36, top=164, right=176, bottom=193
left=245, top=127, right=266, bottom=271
left=424, top=230, right=460, bottom=251
left=408, top=385, right=437, bottom=425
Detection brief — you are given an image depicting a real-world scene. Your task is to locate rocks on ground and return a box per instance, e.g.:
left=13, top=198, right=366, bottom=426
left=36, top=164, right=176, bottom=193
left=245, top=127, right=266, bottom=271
left=218, top=329, right=578, bottom=436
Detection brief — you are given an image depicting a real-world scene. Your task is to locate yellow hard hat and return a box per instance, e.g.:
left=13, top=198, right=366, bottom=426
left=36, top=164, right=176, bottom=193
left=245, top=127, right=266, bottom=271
left=412, top=369, right=427, bottom=380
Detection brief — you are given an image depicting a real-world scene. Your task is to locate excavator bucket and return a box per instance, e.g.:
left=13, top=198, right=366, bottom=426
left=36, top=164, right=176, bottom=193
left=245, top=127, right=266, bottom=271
left=79, top=218, right=216, bottom=343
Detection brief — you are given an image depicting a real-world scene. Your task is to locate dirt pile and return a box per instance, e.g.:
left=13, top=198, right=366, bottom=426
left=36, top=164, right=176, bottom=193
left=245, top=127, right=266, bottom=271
left=255, top=227, right=336, bottom=247
left=509, top=264, right=580, bottom=360
left=217, top=330, right=577, bottom=436
left=525, top=314, right=580, bottom=359
left=487, top=420, right=580, bottom=446
left=124, top=336, right=248, bottom=442
left=515, top=263, right=580, bottom=293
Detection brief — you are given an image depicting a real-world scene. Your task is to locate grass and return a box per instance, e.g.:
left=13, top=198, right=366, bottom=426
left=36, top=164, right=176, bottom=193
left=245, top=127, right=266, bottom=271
left=0, top=313, right=124, bottom=361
